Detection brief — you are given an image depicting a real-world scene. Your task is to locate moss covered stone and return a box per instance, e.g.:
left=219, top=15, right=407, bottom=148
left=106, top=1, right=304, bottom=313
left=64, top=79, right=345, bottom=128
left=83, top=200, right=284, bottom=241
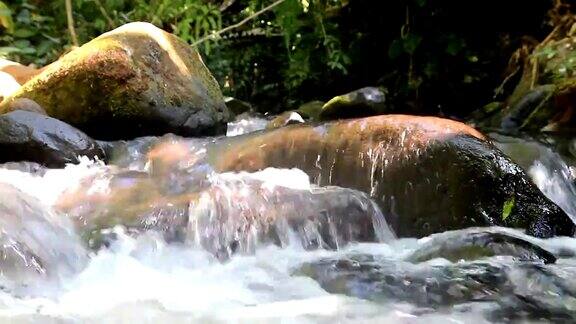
left=296, top=101, right=324, bottom=120
left=319, top=87, right=389, bottom=121
left=479, top=36, right=576, bottom=132
left=0, top=22, right=230, bottom=140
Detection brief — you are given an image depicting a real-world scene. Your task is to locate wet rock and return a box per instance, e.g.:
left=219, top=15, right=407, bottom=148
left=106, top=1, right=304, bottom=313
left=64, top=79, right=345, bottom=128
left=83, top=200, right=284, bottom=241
left=0, top=110, right=105, bottom=167
left=0, top=183, right=87, bottom=294
left=266, top=111, right=305, bottom=130
left=296, top=101, right=324, bottom=120
left=187, top=180, right=392, bottom=259
left=214, top=115, right=575, bottom=238
left=1, top=98, right=46, bottom=115
left=407, top=227, right=556, bottom=264
left=225, top=97, right=252, bottom=115
left=56, top=165, right=392, bottom=258
left=0, top=22, right=230, bottom=140
left=297, top=255, right=508, bottom=309
left=296, top=252, right=576, bottom=321
left=319, top=87, right=389, bottom=121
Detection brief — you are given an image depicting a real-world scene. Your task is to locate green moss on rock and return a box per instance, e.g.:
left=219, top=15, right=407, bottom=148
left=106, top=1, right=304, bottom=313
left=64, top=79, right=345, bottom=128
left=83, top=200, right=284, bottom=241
left=0, top=22, right=230, bottom=139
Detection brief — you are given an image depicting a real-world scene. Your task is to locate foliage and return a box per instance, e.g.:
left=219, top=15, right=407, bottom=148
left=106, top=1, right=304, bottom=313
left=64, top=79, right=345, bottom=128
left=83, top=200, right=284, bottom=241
left=0, top=1, right=14, bottom=33
left=0, top=1, right=64, bottom=65
left=502, top=197, right=515, bottom=221
left=0, top=0, right=560, bottom=116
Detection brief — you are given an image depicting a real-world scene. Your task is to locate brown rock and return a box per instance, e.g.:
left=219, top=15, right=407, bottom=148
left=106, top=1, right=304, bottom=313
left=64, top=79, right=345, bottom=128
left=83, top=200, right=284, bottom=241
left=0, top=22, right=230, bottom=139
left=212, top=115, right=574, bottom=238
left=1, top=98, right=46, bottom=115
left=0, top=59, right=41, bottom=85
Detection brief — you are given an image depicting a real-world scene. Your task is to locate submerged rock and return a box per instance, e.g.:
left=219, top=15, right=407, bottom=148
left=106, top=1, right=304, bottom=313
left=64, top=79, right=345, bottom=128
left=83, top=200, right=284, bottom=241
left=214, top=115, right=575, bottom=238
left=0, top=111, right=105, bottom=167
left=0, top=22, right=230, bottom=139
left=297, top=252, right=576, bottom=321
left=266, top=111, right=305, bottom=130
left=407, top=227, right=556, bottom=264
left=0, top=183, right=87, bottom=294
left=56, top=165, right=392, bottom=258
left=320, top=87, right=389, bottom=121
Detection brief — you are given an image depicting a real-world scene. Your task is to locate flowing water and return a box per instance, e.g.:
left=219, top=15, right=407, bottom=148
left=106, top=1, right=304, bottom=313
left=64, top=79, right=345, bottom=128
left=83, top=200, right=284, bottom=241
left=0, top=120, right=575, bottom=322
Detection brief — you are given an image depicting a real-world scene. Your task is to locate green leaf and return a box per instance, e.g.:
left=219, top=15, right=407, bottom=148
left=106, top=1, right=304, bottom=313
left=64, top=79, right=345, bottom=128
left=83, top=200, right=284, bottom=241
left=388, top=38, right=404, bottom=59
left=445, top=36, right=465, bottom=56
left=13, top=28, right=37, bottom=38
left=0, top=1, right=14, bottom=33
left=403, top=34, right=422, bottom=55
left=0, top=46, right=22, bottom=57
left=502, top=197, right=515, bottom=221
left=14, top=39, right=32, bottom=48
left=415, top=0, right=427, bottom=7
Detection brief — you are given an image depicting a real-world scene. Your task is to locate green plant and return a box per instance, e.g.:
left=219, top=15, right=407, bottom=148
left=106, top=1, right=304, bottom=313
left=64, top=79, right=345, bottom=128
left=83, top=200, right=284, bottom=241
left=0, top=1, right=14, bottom=33
left=131, top=0, right=222, bottom=53
left=0, top=1, right=65, bottom=65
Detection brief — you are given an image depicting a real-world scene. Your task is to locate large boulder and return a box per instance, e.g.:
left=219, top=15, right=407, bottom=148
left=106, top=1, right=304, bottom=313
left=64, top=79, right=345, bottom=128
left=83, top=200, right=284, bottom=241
left=0, top=110, right=105, bottom=167
left=213, top=115, right=575, bottom=238
left=0, top=22, right=230, bottom=139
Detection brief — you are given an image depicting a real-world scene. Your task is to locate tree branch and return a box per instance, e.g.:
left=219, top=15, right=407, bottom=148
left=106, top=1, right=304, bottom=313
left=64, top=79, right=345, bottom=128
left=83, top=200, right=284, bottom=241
left=192, top=0, right=286, bottom=47
left=94, top=0, right=115, bottom=29
left=65, top=0, right=79, bottom=46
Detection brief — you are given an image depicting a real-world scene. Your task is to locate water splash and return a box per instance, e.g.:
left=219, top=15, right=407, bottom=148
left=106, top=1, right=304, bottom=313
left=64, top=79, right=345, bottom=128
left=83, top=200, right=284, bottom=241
left=491, top=133, right=576, bottom=223
left=0, top=129, right=575, bottom=321
left=226, top=114, right=268, bottom=137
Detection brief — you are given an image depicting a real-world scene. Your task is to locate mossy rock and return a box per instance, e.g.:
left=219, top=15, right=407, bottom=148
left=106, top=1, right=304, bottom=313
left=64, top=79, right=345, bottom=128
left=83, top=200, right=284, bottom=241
left=0, top=22, right=230, bottom=140
left=296, top=101, right=324, bottom=120
left=481, top=37, right=576, bottom=132
left=319, top=87, right=389, bottom=121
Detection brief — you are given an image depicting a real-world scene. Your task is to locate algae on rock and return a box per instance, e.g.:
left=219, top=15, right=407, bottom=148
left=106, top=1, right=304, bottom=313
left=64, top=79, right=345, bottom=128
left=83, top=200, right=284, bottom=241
left=0, top=22, right=231, bottom=140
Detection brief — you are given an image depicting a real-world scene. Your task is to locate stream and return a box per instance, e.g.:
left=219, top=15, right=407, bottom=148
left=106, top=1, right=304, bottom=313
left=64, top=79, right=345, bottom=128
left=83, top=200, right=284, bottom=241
left=0, top=116, right=574, bottom=323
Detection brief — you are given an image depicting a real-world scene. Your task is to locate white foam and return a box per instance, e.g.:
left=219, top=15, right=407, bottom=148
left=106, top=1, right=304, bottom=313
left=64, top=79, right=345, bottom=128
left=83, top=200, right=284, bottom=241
left=0, top=157, right=106, bottom=206
left=217, top=167, right=312, bottom=191
left=227, top=116, right=268, bottom=137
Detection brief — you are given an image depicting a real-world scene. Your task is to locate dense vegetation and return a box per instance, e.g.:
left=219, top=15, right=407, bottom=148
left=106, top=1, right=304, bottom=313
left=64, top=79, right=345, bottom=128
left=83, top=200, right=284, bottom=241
left=0, top=0, right=573, bottom=116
